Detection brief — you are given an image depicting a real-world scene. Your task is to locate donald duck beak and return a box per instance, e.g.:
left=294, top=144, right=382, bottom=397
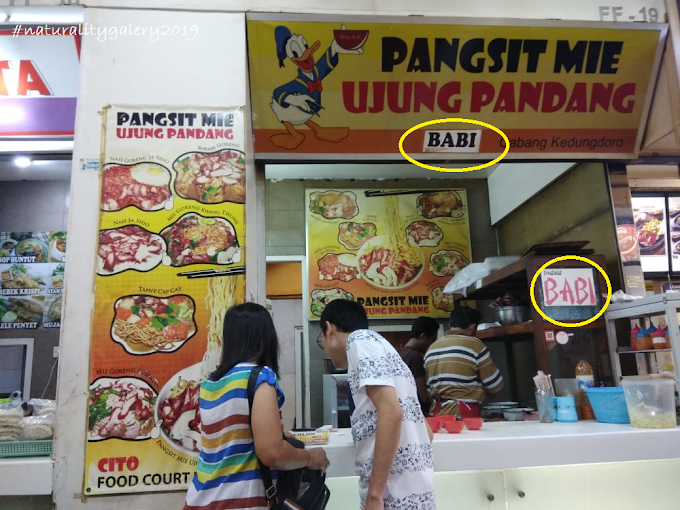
left=291, top=40, right=321, bottom=72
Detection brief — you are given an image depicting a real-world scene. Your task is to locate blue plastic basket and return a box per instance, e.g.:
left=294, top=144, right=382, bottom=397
left=585, top=387, right=630, bottom=424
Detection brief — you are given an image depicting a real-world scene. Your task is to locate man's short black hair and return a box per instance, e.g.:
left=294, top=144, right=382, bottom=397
left=320, top=299, right=368, bottom=334
left=410, top=317, right=440, bottom=340
left=449, top=306, right=482, bottom=329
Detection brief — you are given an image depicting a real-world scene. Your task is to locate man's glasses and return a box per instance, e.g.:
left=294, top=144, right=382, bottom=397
left=316, top=331, right=324, bottom=350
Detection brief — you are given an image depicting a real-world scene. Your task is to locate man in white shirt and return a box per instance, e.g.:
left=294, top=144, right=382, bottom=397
left=320, top=299, right=435, bottom=510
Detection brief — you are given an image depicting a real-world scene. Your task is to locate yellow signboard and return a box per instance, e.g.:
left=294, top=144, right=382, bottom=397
left=247, top=17, right=665, bottom=158
left=306, top=188, right=470, bottom=319
left=84, top=105, right=246, bottom=495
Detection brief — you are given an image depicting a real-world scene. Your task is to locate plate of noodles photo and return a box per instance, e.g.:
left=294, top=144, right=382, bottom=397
left=156, top=363, right=202, bottom=456
left=110, top=294, right=197, bottom=355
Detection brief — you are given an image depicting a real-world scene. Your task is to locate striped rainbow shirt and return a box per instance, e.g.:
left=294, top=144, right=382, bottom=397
left=184, top=363, right=284, bottom=510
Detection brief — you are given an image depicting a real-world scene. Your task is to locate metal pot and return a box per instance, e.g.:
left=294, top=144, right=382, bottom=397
left=494, top=306, right=530, bottom=325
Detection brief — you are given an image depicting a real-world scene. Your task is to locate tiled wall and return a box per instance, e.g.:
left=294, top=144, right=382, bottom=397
left=0, top=180, right=70, bottom=400
left=266, top=178, right=498, bottom=425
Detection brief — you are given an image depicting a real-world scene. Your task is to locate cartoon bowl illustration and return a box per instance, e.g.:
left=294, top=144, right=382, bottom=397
left=333, top=30, right=369, bottom=51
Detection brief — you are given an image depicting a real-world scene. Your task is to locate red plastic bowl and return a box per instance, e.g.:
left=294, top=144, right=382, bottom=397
left=333, top=30, right=369, bottom=50
left=444, top=420, right=465, bottom=434
left=463, top=418, right=484, bottom=430
left=426, top=416, right=442, bottom=432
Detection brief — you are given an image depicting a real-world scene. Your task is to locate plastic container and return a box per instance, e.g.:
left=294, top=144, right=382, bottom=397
left=575, top=358, right=595, bottom=420
left=584, top=387, right=631, bottom=423
left=630, top=324, right=641, bottom=351
left=556, top=396, right=578, bottom=422
left=426, top=416, right=442, bottom=432
left=463, top=418, right=483, bottom=430
left=635, top=328, right=653, bottom=351
left=652, top=328, right=667, bottom=350
left=444, top=420, right=464, bottom=433
left=621, top=377, right=678, bottom=429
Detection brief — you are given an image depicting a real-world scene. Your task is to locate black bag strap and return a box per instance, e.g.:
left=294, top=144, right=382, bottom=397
left=247, top=366, right=279, bottom=507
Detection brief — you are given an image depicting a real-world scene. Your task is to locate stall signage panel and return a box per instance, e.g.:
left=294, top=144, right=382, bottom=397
left=306, top=188, right=471, bottom=319
left=0, top=231, right=66, bottom=329
left=247, top=19, right=665, bottom=158
left=84, top=105, right=246, bottom=495
left=0, top=29, right=80, bottom=136
left=540, top=268, right=597, bottom=307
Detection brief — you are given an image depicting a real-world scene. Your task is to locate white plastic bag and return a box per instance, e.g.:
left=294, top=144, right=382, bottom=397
left=20, top=415, right=54, bottom=440
left=443, top=263, right=489, bottom=297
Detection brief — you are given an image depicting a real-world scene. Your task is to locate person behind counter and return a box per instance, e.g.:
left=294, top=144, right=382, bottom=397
left=424, top=306, right=504, bottom=418
left=320, top=299, right=436, bottom=510
left=399, top=316, right=440, bottom=416
left=184, top=303, right=329, bottom=510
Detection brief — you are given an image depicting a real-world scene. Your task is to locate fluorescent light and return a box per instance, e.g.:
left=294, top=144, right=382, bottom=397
left=0, top=140, right=73, bottom=153
left=14, top=157, right=32, bottom=168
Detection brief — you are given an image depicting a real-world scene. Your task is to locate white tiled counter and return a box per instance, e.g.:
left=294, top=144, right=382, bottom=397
left=321, top=422, right=680, bottom=510
left=0, top=457, right=52, bottom=496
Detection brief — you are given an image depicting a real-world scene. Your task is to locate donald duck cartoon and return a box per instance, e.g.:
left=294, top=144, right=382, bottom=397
left=270, top=24, right=366, bottom=150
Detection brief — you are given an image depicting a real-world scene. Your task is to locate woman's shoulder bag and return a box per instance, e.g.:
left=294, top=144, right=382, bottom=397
left=247, top=366, right=331, bottom=510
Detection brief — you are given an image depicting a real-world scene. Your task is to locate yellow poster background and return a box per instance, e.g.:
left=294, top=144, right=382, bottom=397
left=84, top=106, right=246, bottom=495
left=247, top=19, right=665, bottom=156
left=306, top=188, right=470, bottom=319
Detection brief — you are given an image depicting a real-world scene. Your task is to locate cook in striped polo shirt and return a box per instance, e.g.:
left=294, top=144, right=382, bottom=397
left=424, top=307, right=504, bottom=417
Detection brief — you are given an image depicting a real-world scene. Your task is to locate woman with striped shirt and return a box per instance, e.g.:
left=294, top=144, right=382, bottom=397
left=184, top=302, right=329, bottom=510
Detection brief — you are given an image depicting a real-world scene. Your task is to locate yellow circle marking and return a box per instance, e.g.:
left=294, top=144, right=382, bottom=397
left=398, top=118, right=510, bottom=172
left=529, top=255, right=612, bottom=328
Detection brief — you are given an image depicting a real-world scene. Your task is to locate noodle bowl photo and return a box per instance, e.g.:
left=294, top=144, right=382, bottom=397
left=357, top=235, right=424, bottom=290
left=173, top=149, right=245, bottom=204
left=156, top=363, right=202, bottom=456
left=161, top=213, right=239, bottom=267
left=111, top=294, right=197, bottom=355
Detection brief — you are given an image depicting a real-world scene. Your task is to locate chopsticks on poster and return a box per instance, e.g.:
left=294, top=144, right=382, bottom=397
left=364, top=189, right=460, bottom=197
left=178, top=267, right=246, bottom=279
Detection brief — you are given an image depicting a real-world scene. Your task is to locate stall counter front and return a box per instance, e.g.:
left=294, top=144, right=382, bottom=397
left=0, top=457, right=52, bottom=496
left=322, top=422, right=680, bottom=510
left=322, top=421, right=680, bottom=476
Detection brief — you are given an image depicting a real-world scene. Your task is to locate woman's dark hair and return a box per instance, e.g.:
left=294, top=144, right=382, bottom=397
left=319, top=299, right=368, bottom=333
left=211, top=302, right=280, bottom=380
left=449, top=306, right=482, bottom=329
left=410, top=317, right=440, bottom=340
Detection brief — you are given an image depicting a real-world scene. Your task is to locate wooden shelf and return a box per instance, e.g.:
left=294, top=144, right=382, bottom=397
left=477, top=321, right=534, bottom=339
left=617, top=348, right=672, bottom=354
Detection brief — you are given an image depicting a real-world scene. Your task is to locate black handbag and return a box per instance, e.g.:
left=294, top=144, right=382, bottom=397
left=247, top=367, right=331, bottom=510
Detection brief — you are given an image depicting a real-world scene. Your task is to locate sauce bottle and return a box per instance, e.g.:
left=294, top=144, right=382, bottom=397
left=575, top=357, right=595, bottom=420
left=653, top=327, right=667, bottom=350
left=630, top=324, right=640, bottom=351
left=636, top=328, right=653, bottom=351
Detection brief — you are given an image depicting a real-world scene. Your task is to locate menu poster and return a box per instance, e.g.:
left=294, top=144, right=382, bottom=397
left=306, top=189, right=471, bottom=319
left=632, top=196, right=668, bottom=273
left=0, top=231, right=66, bottom=329
left=84, top=105, right=246, bottom=495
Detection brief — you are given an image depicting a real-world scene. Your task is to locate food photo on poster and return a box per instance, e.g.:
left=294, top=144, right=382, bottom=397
left=632, top=196, right=668, bottom=273
left=307, top=188, right=470, bottom=319
left=0, top=231, right=67, bottom=329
